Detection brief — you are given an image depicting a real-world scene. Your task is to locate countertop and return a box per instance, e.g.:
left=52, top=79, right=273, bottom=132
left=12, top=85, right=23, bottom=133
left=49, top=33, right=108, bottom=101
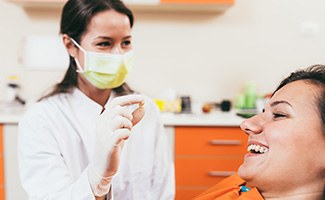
left=161, top=111, right=244, bottom=126
left=0, top=110, right=245, bottom=126
left=0, top=112, right=23, bottom=124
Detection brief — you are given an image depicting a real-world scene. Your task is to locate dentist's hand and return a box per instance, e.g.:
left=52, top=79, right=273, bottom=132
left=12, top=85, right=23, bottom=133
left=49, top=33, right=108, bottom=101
left=88, top=94, right=145, bottom=197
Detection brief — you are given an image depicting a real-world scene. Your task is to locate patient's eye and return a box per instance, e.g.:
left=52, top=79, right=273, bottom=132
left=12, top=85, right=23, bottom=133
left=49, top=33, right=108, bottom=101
left=272, top=113, right=287, bottom=120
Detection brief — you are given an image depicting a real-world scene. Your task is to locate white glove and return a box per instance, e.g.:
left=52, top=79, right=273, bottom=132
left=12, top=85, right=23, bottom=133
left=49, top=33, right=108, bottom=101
left=88, top=94, right=145, bottom=197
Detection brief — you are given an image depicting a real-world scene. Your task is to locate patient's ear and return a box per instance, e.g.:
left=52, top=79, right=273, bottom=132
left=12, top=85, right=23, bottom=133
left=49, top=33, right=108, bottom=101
left=62, top=34, right=77, bottom=58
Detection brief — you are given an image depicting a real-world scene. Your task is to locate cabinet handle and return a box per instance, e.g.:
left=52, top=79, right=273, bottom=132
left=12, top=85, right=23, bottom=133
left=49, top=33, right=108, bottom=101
left=209, top=140, right=241, bottom=145
left=208, top=171, right=235, bottom=177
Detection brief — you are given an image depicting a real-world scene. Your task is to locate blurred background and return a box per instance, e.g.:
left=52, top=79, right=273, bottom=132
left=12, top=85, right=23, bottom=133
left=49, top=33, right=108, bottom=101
left=1, top=0, right=325, bottom=105
left=0, top=0, right=325, bottom=199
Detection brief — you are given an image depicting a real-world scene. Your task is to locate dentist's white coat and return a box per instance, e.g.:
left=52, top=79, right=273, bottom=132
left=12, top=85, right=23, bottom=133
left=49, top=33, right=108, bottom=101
left=18, top=88, right=175, bottom=200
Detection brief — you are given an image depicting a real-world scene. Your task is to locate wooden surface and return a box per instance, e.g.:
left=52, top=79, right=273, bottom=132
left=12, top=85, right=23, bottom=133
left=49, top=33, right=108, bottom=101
left=9, top=0, right=233, bottom=11
left=161, top=0, right=234, bottom=4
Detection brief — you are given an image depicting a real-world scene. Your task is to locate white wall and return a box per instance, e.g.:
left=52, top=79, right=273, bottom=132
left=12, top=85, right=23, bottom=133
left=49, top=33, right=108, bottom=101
left=1, top=0, right=325, bottom=104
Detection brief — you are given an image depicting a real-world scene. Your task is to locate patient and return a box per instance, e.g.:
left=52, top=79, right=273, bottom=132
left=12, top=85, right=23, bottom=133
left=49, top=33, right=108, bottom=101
left=194, top=65, right=325, bottom=200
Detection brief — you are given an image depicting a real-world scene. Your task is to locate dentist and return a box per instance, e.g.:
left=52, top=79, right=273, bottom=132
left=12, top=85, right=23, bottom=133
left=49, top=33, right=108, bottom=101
left=18, top=0, right=175, bottom=199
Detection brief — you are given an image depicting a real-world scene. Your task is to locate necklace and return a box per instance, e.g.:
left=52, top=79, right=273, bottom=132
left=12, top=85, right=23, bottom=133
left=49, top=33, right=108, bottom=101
left=240, top=185, right=251, bottom=193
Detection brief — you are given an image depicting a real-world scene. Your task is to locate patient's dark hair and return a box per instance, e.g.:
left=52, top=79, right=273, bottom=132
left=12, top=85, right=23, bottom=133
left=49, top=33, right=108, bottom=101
left=40, top=0, right=134, bottom=100
left=273, top=65, right=325, bottom=134
left=321, top=187, right=325, bottom=200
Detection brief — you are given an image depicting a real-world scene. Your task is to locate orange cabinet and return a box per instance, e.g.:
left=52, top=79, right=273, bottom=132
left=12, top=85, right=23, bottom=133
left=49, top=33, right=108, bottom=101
left=11, top=0, right=233, bottom=4
left=161, top=0, right=233, bottom=5
left=10, top=0, right=64, bottom=2
left=174, top=126, right=247, bottom=200
left=9, top=0, right=233, bottom=11
left=0, top=125, right=5, bottom=200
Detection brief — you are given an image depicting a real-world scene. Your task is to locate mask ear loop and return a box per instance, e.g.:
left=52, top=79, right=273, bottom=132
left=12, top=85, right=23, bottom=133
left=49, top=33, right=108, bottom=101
left=70, top=38, right=86, bottom=73
left=74, top=58, right=84, bottom=73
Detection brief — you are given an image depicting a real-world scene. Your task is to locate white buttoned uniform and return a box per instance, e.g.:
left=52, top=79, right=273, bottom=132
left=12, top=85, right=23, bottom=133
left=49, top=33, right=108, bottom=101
left=18, top=88, right=175, bottom=200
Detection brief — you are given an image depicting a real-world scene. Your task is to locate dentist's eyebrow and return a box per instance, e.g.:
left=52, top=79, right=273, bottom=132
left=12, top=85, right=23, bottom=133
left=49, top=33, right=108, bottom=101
left=95, top=35, right=132, bottom=40
left=94, top=36, right=113, bottom=41
left=270, top=100, right=292, bottom=107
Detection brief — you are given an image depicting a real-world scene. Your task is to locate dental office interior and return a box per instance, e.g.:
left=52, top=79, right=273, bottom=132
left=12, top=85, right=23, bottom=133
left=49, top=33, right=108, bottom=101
left=0, top=0, right=325, bottom=199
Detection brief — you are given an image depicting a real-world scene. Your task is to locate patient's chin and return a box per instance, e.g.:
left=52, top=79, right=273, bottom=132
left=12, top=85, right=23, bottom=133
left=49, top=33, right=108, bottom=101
left=238, top=164, right=254, bottom=182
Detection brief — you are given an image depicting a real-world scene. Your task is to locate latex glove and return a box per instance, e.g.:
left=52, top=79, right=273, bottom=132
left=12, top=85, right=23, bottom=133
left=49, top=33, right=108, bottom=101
left=88, top=94, right=145, bottom=197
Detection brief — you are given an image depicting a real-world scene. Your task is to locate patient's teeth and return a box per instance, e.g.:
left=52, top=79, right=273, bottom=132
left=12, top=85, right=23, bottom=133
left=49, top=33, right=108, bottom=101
left=247, top=144, right=269, bottom=154
left=255, top=146, right=260, bottom=151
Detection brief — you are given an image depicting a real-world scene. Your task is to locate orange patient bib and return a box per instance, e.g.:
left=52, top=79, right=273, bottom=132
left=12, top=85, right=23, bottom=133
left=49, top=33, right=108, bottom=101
left=193, top=174, right=264, bottom=200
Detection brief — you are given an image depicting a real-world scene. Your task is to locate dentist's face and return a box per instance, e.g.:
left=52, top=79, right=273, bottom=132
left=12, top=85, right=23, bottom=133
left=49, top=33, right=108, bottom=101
left=76, top=9, right=132, bottom=69
left=66, top=9, right=132, bottom=91
left=238, top=80, right=325, bottom=196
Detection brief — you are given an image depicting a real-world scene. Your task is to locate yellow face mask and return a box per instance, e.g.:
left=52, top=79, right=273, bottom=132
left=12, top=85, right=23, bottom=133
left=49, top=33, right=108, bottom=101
left=71, top=38, right=133, bottom=89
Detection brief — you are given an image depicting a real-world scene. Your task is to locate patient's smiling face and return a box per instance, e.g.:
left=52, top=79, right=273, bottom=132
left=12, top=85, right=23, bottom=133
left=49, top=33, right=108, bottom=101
left=238, top=80, right=325, bottom=197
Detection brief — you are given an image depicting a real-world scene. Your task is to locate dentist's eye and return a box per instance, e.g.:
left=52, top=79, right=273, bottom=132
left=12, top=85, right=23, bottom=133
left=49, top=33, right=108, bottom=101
left=123, top=40, right=131, bottom=46
left=122, top=40, right=131, bottom=47
left=97, top=41, right=112, bottom=47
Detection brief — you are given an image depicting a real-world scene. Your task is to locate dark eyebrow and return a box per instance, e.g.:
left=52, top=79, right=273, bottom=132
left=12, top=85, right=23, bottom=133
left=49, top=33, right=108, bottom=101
left=95, top=36, right=112, bottom=40
left=270, top=100, right=293, bottom=107
left=123, top=35, right=132, bottom=40
left=94, top=35, right=132, bottom=40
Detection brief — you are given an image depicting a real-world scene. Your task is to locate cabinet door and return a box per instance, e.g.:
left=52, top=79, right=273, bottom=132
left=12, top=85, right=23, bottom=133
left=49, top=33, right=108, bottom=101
left=3, top=125, right=28, bottom=200
left=176, top=157, right=243, bottom=186
left=0, top=125, right=5, bottom=200
left=10, top=0, right=66, bottom=2
left=175, top=126, right=247, bottom=156
left=174, top=126, right=247, bottom=200
left=12, top=0, right=233, bottom=3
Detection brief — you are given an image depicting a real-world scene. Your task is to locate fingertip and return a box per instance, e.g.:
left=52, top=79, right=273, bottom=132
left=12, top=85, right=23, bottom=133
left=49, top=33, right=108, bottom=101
left=116, top=94, right=145, bottom=106
left=139, top=100, right=145, bottom=107
left=114, top=129, right=131, bottom=143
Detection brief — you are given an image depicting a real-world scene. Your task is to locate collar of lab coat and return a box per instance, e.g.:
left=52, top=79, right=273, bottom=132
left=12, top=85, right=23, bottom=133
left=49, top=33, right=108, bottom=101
left=70, top=87, right=115, bottom=119
left=65, top=88, right=116, bottom=157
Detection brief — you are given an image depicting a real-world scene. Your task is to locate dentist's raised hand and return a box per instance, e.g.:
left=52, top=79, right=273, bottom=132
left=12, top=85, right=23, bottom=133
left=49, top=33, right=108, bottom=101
left=88, top=94, right=145, bottom=197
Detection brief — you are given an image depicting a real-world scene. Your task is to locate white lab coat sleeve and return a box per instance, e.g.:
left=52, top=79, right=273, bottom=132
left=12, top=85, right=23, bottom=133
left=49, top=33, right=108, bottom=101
left=18, top=109, right=99, bottom=200
left=151, top=110, right=175, bottom=200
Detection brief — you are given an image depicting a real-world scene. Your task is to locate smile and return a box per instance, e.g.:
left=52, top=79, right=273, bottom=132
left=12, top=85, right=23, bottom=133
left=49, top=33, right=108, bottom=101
left=247, top=144, right=268, bottom=154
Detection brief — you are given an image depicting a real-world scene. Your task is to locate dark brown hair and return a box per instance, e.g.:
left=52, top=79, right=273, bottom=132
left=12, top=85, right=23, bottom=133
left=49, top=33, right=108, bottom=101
left=41, top=0, right=134, bottom=100
left=273, top=65, right=325, bottom=134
